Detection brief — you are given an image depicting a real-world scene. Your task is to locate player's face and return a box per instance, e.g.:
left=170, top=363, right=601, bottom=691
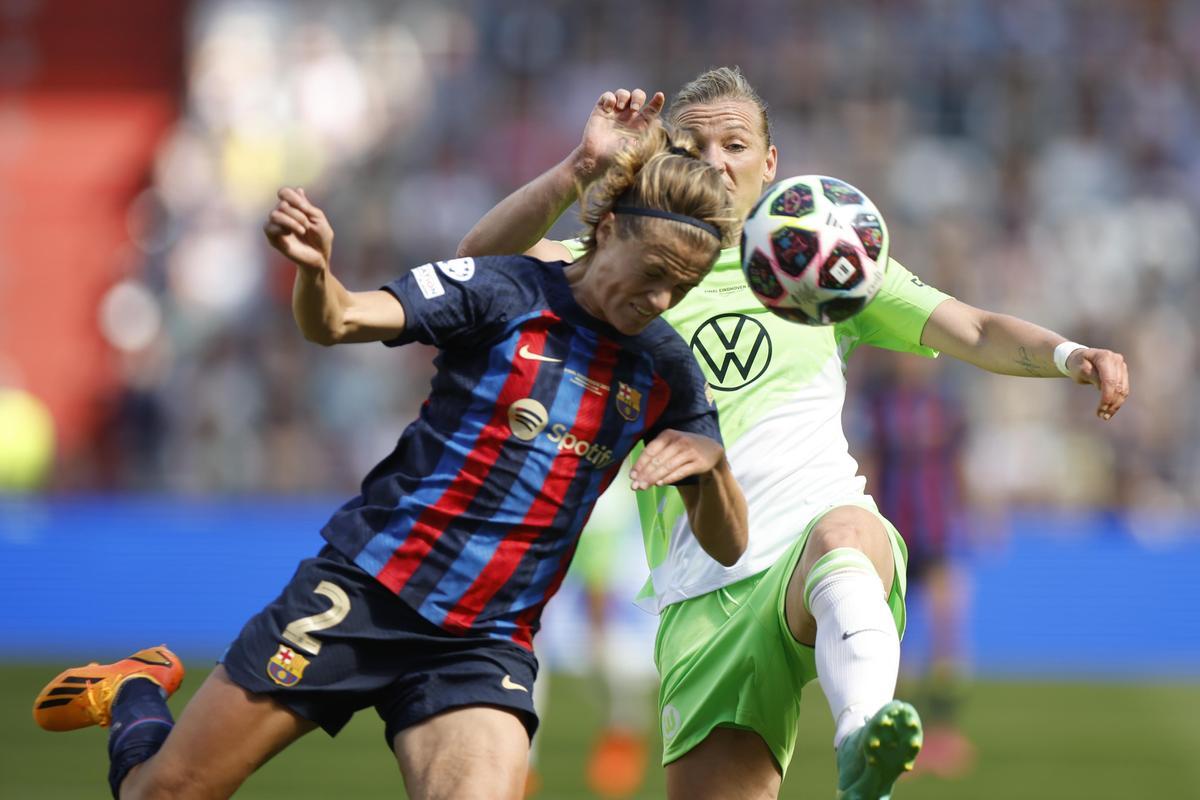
left=586, top=220, right=713, bottom=335
left=673, top=100, right=778, bottom=228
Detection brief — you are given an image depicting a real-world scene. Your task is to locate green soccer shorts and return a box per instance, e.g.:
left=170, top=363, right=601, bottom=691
left=654, top=498, right=909, bottom=773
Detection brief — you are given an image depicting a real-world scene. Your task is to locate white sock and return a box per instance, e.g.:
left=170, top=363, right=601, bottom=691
left=804, top=547, right=900, bottom=749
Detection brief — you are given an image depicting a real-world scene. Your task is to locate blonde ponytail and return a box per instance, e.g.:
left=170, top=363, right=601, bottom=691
left=577, top=123, right=737, bottom=256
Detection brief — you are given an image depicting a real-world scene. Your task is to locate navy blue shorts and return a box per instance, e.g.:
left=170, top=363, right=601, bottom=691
left=221, top=545, right=539, bottom=746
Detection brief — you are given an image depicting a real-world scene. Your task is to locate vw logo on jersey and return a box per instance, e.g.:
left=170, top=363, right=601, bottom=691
left=689, top=313, right=772, bottom=391
left=508, top=398, right=549, bottom=441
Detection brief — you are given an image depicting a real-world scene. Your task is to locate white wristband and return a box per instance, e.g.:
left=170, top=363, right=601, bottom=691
left=1053, top=341, right=1087, bottom=376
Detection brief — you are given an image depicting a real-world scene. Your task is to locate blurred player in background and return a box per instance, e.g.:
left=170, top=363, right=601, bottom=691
left=0, top=385, right=56, bottom=493
left=31, top=128, right=749, bottom=800
left=855, top=354, right=976, bottom=778
left=532, top=466, right=657, bottom=798
left=460, top=66, right=1130, bottom=800
left=0, top=358, right=56, bottom=494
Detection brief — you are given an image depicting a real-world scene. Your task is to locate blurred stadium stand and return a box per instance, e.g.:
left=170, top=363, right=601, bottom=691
left=0, top=1, right=183, bottom=456
left=1, top=0, right=1196, bottom=505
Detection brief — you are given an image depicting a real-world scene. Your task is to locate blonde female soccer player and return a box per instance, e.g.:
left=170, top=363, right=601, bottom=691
left=460, top=67, right=1129, bottom=800
left=33, top=125, right=748, bottom=800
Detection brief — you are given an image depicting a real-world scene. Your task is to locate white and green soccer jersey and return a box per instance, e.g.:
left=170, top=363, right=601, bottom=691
left=562, top=242, right=952, bottom=612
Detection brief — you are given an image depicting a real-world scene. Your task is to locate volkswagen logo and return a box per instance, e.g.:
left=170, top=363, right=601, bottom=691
left=689, top=313, right=772, bottom=391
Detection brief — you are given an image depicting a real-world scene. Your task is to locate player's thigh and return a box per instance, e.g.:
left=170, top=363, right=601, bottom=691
left=657, top=571, right=813, bottom=776
left=392, top=705, right=529, bottom=800
left=123, top=665, right=317, bottom=800
left=785, top=504, right=896, bottom=643
left=666, top=726, right=780, bottom=800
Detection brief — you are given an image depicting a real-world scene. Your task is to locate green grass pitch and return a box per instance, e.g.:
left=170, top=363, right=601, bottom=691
left=4, top=665, right=1197, bottom=799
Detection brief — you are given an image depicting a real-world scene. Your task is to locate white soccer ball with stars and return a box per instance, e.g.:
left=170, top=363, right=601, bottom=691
left=740, top=175, right=889, bottom=325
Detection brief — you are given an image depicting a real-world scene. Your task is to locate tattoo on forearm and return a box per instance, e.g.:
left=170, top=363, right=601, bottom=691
left=1015, top=347, right=1040, bottom=376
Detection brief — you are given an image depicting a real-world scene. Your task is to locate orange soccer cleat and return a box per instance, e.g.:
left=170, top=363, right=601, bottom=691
left=586, top=728, right=648, bottom=799
left=32, top=645, right=185, bottom=732
left=522, top=765, right=542, bottom=798
left=907, top=724, right=976, bottom=779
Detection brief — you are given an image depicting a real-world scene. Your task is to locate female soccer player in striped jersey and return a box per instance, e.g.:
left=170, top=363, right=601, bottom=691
left=460, top=67, right=1130, bottom=800
left=32, top=125, right=749, bottom=800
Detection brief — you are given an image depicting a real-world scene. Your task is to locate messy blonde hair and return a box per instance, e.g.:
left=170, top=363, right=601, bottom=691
left=577, top=122, right=737, bottom=260
left=667, top=65, right=772, bottom=147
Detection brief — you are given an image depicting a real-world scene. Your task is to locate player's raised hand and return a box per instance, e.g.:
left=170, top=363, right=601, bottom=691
left=264, top=187, right=334, bottom=272
left=574, top=87, right=666, bottom=182
left=1066, top=347, right=1130, bottom=420
left=630, top=429, right=725, bottom=490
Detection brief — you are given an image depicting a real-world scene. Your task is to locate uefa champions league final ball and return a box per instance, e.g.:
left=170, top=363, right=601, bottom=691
left=740, top=175, right=889, bottom=325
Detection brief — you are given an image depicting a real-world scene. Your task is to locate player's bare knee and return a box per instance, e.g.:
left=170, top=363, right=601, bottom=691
left=811, top=506, right=885, bottom=550
left=802, top=524, right=869, bottom=581
left=806, top=520, right=863, bottom=556
left=800, top=508, right=894, bottom=592
left=122, top=760, right=212, bottom=800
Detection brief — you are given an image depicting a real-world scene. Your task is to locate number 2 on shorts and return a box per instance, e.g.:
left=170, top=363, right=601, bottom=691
left=281, top=580, right=350, bottom=655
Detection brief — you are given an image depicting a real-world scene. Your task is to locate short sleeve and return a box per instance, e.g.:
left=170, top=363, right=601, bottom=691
left=643, top=329, right=722, bottom=446
left=836, top=258, right=953, bottom=359
left=382, top=256, right=515, bottom=349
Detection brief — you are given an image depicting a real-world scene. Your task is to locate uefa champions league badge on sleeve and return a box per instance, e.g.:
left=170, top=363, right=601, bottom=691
left=435, top=257, right=476, bottom=282
left=267, top=644, right=310, bottom=687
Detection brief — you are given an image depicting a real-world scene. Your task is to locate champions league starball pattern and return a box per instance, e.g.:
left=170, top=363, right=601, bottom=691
left=740, top=175, right=889, bottom=325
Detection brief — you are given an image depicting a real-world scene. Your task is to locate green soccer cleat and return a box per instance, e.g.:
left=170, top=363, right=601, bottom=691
left=835, top=700, right=923, bottom=800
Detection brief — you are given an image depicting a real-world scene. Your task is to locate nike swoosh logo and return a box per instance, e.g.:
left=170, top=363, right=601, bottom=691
left=129, top=651, right=173, bottom=667
left=501, top=674, right=529, bottom=692
left=842, top=628, right=887, bottom=640
left=518, top=345, right=561, bottom=363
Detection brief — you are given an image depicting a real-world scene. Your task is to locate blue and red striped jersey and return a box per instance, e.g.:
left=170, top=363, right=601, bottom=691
left=322, top=255, right=720, bottom=649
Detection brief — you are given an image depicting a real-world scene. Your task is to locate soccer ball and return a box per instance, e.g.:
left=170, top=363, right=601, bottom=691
left=740, top=175, right=889, bottom=325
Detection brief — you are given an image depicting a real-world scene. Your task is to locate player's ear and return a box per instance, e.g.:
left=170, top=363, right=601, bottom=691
left=763, top=144, right=778, bottom=184
left=595, top=211, right=617, bottom=247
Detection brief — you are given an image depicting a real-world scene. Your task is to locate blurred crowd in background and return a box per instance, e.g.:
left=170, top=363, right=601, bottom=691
left=11, top=0, right=1199, bottom=512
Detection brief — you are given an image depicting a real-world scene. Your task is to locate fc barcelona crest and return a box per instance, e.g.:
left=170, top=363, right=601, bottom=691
left=267, top=643, right=310, bottom=687
left=615, top=381, right=642, bottom=422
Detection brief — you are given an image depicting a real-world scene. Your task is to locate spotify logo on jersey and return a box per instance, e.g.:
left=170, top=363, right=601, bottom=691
left=508, top=398, right=549, bottom=440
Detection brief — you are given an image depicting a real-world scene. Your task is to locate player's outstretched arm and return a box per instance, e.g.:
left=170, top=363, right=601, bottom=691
left=630, top=430, right=748, bottom=566
left=264, top=187, right=406, bottom=345
left=922, top=298, right=1130, bottom=420
left=457, top=88, right=665, bottom=263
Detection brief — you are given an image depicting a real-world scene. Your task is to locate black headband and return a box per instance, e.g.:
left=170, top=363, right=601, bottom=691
left=612, top=205, right=721, bottom=240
